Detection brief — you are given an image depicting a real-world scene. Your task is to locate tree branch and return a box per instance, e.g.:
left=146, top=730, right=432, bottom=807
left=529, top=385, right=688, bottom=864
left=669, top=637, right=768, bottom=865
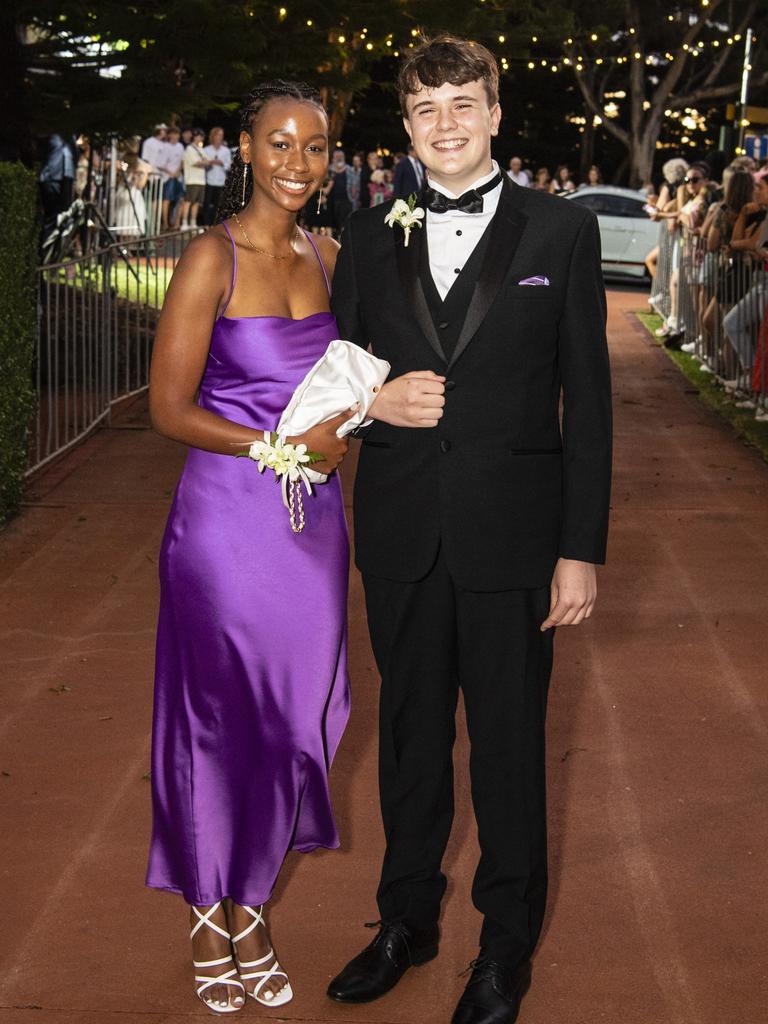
left=566, top=48, right=631, bottom=147
left=701, top=1, right=754, bottom=89
left=669, top=70, right=768, bottom=109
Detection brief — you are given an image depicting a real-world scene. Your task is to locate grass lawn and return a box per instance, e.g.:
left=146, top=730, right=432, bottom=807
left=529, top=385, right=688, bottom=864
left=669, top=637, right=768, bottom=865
left=43, top=259, right=175, bottom=309
left=635, top=309, right=768, bottom=462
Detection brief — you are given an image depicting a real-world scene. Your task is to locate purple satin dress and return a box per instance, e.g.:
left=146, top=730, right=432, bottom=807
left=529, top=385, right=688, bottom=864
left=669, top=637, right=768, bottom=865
left=146, top=226, right=350, bottom=906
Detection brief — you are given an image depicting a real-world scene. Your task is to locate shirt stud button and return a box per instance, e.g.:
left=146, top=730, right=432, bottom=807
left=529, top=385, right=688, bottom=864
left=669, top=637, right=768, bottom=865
left=456, top=229, right=463, bottom=236
left=454, top=267, right=460, bottom=274
left=440, top=439, right=451, bottom=453
left=439, top=321, right=449, bottom=330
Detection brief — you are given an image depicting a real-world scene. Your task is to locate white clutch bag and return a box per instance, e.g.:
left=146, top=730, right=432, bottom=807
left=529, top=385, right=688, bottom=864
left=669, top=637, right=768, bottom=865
left=277, top=339, right=391, bottom=483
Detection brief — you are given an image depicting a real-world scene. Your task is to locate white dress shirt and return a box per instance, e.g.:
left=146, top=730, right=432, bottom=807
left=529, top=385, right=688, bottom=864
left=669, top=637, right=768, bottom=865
left=203, top=144, right=232, bottom=187
left=426, top=160, right=503, bottom=300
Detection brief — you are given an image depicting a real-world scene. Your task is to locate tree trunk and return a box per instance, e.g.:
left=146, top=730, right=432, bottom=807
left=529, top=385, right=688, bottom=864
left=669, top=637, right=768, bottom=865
left=579, top=118, right=595, bottom=183
left=629, top=118, right=661, bottom=187
left=324, top=89, right=354, bottom=151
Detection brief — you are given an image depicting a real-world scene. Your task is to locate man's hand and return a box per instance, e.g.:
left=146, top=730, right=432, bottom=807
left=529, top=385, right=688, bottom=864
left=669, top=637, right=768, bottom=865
left=369, top=371, right=446, bottom=427
left=540, top=558, right=597, bottom=631
left=289, top=408, right=355, bottom=475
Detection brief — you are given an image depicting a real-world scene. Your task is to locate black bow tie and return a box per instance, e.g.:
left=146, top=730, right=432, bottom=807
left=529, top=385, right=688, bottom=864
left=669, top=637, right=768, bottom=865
left=423, top=172, right=502, bottom=215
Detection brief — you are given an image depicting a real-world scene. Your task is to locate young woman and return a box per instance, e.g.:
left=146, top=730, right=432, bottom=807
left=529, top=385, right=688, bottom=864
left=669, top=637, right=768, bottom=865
left=549, top=163, right=576, bottom=195
left=533, top=166, right=551, bottom=191
left=146, top=80, right=352, bottom=1014
left=579, top=164, right=602, bottom=188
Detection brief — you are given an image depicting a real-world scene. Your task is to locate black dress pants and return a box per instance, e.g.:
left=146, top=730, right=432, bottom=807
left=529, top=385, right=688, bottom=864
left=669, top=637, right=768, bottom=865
left=363, top=547, right=553, bottom=970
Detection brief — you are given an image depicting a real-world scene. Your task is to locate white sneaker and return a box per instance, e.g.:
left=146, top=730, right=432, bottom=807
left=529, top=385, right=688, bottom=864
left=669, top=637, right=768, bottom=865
left=754, top=409, right=768, bottom=422
left=736, top=398, right=757, bottom=409
left=681, top=341, right=697, bottom=353
left=699, top=363, right=713, bottom=373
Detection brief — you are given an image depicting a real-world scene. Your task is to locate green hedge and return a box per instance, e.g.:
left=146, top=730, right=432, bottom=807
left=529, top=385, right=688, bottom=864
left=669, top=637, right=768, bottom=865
left=0, top=163, right=37, bottom=526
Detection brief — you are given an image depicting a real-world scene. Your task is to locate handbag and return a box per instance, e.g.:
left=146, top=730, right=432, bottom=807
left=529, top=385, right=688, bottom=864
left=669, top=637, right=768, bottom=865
left=277, top=339, right=391, bottom=484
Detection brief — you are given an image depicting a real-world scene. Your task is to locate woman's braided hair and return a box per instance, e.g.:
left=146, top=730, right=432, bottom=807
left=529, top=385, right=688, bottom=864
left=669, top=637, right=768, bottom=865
left=216, top=79, right=326, bottom=223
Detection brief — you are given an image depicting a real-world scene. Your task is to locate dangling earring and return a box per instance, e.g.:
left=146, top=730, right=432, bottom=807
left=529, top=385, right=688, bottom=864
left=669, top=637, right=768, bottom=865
left=241, top=163, right=249, bottom=207
left=316, top=187, right=323, bottom=214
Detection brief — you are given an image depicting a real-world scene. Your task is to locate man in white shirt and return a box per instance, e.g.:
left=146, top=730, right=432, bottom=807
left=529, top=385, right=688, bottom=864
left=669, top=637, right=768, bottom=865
left=140, top=125, right=169, bottom=179
left=507, top=156, right=530, bottom=187
left=160, top=126, right=185, bottom=230
left=202, top=127, right=232, bottom=225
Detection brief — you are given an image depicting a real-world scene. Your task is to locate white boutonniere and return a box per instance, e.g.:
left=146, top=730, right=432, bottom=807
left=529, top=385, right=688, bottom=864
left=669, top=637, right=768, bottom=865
left=384, top=193, right=425, bottom=247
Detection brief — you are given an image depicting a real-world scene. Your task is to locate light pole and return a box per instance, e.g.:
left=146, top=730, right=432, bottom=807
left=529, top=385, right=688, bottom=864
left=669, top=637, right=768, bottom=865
left=736, top=28, right=755, bottom=154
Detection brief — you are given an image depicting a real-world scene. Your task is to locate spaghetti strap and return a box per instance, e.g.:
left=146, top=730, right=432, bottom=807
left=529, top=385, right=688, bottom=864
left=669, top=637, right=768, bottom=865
left=220, top=221, right=237, bottom=316
left=303, top=229, right=332, bottom=297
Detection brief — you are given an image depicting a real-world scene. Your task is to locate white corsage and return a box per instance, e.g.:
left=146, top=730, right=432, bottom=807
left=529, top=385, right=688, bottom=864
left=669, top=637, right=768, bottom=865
left=238, top=432, right=323, bottom=534
left=384, top=193, right=425, bottom=247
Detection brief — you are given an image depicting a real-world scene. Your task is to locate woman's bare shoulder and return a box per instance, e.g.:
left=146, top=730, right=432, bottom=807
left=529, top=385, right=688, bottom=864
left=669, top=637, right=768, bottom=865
left=311, top=232, right=340, bottom=277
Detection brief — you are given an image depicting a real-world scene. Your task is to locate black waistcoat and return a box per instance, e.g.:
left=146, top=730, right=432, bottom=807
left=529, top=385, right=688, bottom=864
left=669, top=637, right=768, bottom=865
left=420, top=221, right=494, bottom=362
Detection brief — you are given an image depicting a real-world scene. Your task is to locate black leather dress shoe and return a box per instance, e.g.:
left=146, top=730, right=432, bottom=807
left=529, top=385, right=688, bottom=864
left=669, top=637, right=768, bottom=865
left=327, top=920, right=439, bottom=1003
left=451, top=958, right=532, bottom=1024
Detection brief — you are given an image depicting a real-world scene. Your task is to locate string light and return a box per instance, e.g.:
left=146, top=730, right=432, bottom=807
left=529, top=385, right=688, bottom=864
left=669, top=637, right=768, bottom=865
left=337, top=34, right=345, bottom=42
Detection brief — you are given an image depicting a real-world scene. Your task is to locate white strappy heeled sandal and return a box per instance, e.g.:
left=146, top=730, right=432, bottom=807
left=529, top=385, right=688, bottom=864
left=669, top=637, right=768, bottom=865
left=231, top=904, right=293, bottom=1007
left=191, top=902, right=246, bottom=1014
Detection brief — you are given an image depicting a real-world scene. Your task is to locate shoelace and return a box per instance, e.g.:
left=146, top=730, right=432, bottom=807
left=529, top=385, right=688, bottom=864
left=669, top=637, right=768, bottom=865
left=458, top=956, right=508, bottom=985
left=364, top=919, right=413, bottom=959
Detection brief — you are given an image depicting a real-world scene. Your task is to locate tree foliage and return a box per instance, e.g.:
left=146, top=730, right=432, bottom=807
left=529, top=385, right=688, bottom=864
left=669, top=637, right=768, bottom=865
left=3, top=0, right=766, bottom=179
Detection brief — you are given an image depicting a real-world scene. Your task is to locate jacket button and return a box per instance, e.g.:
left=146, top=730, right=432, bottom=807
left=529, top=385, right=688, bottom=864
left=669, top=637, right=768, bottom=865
left=440, top=439, right=451, bottom=453
left=445, top=380, right=456, bottom=391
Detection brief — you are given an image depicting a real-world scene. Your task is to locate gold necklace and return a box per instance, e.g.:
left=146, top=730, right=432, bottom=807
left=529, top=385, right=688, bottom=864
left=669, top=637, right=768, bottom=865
left=233, top=213, right=298, bottom=260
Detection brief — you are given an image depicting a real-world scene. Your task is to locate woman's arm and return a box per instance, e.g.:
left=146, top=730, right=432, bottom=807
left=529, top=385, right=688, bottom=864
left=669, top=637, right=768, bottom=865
left=699, top=201, right=719, bottom=242
left=149, top=231, right=268, bottom=455
left=730, top=205, right=761, bottom=250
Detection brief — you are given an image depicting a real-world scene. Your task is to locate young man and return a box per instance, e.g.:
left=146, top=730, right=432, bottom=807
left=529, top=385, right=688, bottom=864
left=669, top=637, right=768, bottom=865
left=201, top=127, right=231, bottom=225
left=328, top=35, right=612, bottom=1024
left=160, top=125, right=185, bottom=230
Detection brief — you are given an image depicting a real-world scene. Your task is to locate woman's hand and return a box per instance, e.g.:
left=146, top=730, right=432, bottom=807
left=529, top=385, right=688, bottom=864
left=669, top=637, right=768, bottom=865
left=288, top=408, right=355, bottom=475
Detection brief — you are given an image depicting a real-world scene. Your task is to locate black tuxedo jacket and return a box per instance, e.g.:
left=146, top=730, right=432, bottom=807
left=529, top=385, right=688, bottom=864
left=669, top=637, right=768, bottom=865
left=331, top=176, right=612, bottom=591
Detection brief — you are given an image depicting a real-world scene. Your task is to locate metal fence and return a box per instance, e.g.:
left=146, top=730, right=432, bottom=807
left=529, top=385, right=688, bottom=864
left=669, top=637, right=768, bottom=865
left=29, top=228, right=202, bottom=476
left=649, top=223, right=768, bottom=418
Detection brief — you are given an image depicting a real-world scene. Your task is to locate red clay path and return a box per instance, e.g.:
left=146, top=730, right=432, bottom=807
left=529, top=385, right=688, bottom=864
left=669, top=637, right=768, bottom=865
left=1, top=288, right=766, bottom=1023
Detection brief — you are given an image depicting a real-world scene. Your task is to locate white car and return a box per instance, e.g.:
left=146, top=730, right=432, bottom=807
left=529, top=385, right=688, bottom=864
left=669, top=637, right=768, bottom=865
left=565, top=186, right=658, bottom=280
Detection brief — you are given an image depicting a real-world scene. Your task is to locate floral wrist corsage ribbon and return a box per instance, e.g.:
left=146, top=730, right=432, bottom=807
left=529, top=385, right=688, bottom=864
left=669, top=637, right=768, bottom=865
left=237, top=432, right=324, bottom=534
left=384, top=193, right=425, bottom=247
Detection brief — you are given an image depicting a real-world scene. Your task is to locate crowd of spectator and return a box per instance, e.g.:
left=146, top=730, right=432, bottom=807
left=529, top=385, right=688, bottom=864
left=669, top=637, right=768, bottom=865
left=646, top=152, right=768, bottom=420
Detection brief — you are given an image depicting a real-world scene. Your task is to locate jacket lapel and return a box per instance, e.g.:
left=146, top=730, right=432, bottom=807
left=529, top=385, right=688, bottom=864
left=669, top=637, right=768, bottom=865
left=447, top=176, right=528, bottom=371
left=394, top=218, right=447, bottom=363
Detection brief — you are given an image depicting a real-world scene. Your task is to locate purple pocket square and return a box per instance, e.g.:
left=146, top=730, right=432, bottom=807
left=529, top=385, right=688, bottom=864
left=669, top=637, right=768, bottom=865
left=518, top=275, right=550, bottom=286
